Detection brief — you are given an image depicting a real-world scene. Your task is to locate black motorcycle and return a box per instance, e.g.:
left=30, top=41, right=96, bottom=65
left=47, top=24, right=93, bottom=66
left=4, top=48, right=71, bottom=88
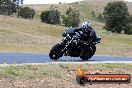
left=49, top=27, right=101, bottom=60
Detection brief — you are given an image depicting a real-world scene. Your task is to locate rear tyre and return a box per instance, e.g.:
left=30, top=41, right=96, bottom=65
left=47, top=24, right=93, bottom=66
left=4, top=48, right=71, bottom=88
left=80, top=50, right=95, bottom=60
left=49, top=43, right=64, bottom=60
left=80, top=46, right=96, bottom=60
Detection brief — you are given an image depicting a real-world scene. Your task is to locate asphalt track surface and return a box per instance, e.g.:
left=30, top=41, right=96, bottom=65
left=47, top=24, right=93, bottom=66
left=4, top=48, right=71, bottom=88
left=0, top=52, right=132, bottom=64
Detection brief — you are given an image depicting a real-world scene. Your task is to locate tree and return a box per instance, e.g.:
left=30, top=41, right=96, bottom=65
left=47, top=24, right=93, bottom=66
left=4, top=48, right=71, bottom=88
left=124, top=24, right=132, bottom=35
left=66, top=7, right=73, bottom=15
left=40, top=9, right=60, bottom=24
left=97, top=13, right=103, bottom=21
left=75, top=2, right=78, bottom=4
left=62, top=7, right=80, bottom=27
left=0, top=0, right=18, bottom=15
left=59, top=2, right=61, bottom=4
left=61, top=14, right=69, bottom=26
left=18, top=7, right=35, bottom=19
left=91, top=10, right=95, bottom=17
left=130, top=15, right=132, bottom=23
left=103, top=1, right=130, bottom=33
left=69, top=9, right=80, bottom=27
left=40, top=10, right=50, bottom=23
left=48, top=10, right=60, bottom=24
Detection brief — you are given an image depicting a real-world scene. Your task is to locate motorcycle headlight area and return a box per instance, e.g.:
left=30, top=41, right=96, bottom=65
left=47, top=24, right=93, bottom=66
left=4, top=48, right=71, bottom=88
left=66, top=35, right=71, bottom=40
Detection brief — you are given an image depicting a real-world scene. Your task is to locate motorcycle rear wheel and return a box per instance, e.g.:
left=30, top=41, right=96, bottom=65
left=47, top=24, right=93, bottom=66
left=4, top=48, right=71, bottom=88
left=80, top=51, right=95, bottom=60
left=80, top=45, right=96, bottom=60
left=49, top=43, right=64, bottom=60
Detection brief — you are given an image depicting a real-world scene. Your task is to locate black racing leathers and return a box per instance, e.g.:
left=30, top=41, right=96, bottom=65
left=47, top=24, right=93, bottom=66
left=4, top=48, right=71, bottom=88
left=74, top=26, right=97, bottom=56
left=74, top=26, right=97, bottom=43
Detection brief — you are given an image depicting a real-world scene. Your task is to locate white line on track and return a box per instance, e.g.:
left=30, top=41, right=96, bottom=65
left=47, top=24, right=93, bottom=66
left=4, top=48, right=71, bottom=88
left=0, top=61, right=132, bottom=67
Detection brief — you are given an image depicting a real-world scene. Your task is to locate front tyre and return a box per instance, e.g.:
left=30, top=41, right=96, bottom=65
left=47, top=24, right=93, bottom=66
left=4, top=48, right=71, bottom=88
left=49, top=43, right=64, bottom=60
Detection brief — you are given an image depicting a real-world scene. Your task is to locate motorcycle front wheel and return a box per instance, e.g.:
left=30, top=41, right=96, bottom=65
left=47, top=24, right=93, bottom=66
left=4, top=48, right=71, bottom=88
left=49, top=43, right=64, bottom=60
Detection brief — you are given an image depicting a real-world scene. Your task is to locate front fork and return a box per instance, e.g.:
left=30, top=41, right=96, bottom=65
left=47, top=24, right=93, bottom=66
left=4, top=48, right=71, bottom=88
left=61, top=40, right=72, bottom=52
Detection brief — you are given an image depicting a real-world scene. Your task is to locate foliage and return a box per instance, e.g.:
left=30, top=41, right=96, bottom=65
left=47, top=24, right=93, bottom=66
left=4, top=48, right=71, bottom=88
left=62, top=7, right=80, bottom=27
left=48, top=9, right=60, bottom=24
left=18, top=7, right=35, bottom=19
left=59, top=2, right=61, bottom=4
left=40, top=10, right=50, bottom=23
left=75, top=2, right=78, bottom=4
left=103, top=1, right=130, bottom=33
left=40, top=9, right=60, bottom=24
left=0, top=0, right=18, bottom=15
left=3, top=66, right=19, bottom=76
left=66, top=7, right=73, bottom=15
left=91, top=10, right=95, bottom=17
left=124, top=24, right=132, bottom=35
left=130, top=15, right=132, bottom=23
left=97, top=13, right=104, bottom=21
left=61, top=14, right=69, bottom=26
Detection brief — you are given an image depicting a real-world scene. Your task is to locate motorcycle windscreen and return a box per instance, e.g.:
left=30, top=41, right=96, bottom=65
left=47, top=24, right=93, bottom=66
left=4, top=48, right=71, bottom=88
left=66, top=27, right=75, bottom=34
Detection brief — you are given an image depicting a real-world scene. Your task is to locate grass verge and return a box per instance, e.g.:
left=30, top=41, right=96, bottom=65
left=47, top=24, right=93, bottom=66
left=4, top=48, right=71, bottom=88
left=0, top=64, right=132, bottom=88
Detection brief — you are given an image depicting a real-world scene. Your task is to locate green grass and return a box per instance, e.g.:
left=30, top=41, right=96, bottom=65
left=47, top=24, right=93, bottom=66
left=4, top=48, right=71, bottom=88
left=0, top=64, right=67, bottom=79
left=0, top=66, right=19, bottom=77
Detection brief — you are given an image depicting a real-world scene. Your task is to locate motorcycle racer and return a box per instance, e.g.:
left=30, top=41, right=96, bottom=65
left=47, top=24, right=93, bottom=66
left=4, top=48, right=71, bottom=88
left=74, top=21, right=97, bottom=44
left=49, top=21, right=101, bottom=60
